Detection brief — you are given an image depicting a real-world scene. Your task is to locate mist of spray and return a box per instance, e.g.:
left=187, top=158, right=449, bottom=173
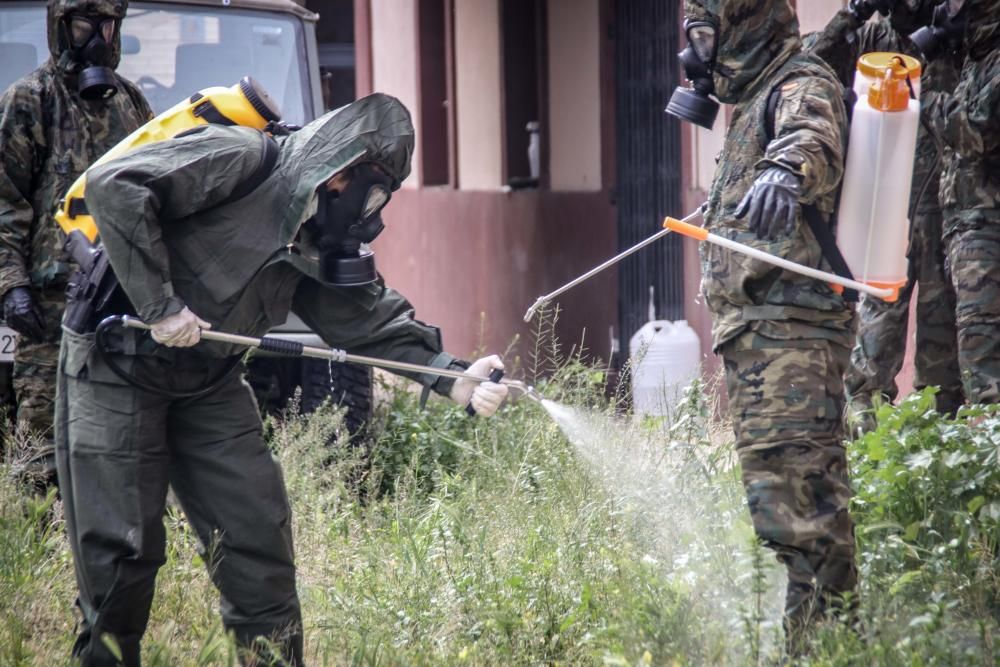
left=539, top=396, right=785, bottom=655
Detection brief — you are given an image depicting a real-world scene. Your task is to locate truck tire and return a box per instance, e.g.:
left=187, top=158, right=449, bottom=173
left=300, top=358, right=373, bottom=438
left=246, top=356, right=373, bottom=438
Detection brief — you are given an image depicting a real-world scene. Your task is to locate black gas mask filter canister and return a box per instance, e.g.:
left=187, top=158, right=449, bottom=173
left=64, top=13, right=119, bottom=99
left=313, top=163, right=394, bottom=287
left=665, top=20, right=720, bottom=130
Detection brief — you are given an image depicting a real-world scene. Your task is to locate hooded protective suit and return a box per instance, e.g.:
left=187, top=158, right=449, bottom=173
left=55, top=93, right=475, bottom=666
left=0, top=0, right=151, bottom=480
left=808, top=1, right=965, bottom=421
left=686, top=0, right=857, bottom=650
left=923, top=0, right=1000, bottom=404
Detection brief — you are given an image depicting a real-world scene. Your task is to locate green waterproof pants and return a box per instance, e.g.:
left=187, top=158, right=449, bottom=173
left=54, top=329, right=303, bottom=666
left=722, top=335, right=857, bottom=652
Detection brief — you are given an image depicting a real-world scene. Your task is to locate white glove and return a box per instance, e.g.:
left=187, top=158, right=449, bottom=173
left=449, top=354, right=509, bottom=417
left=149, top=307, right=211, bottom=348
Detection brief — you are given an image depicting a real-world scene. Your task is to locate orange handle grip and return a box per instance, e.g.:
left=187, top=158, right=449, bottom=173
left=663, top=216, right=708, bottom=241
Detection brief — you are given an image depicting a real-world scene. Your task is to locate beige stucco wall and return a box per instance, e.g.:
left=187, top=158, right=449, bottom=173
left=454, top=0, right=503, bottom=190
left=796, top=0, right=846, bottom=34
left=547, top=0, right=602, bottom=192
left=370, top=0, right=421, bottom=189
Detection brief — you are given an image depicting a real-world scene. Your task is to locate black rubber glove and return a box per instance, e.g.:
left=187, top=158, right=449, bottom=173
left=848, top=0, right=897, bottom=21
left=3, top=287, right=45, bottom=340
left=734, top=167, right=802, bottom=241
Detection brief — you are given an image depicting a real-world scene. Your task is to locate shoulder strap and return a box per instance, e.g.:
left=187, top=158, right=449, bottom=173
left=763, top=81, right=858, bottom=303
left=215, top=131, right=279, bottom=208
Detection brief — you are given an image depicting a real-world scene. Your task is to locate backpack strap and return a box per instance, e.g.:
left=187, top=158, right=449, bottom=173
left=763, top=83, right=858, bottom=302
left=215, top=131, right=279, bottom=207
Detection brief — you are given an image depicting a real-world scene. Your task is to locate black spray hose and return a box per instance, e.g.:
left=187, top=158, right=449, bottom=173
left=465, top=368, right=505, bottom=416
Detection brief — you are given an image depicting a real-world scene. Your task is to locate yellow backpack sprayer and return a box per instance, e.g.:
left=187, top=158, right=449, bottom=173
left=60, top=77, right=283, bottom=335
left=525, top=52, right=917, bottom=323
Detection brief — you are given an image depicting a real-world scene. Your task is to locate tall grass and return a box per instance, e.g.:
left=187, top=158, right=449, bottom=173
left=0, top=325, right=997, bottom=664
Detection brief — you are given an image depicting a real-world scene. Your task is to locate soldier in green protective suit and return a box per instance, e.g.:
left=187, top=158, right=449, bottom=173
left=808, top=0, right=965, bottom=426
left=55, top=93, right=509, bottom=666
left=922, top=0, right=1000, bottom=404
left=670, top=0, right=856, bottom=653
left=0, top=0, right=151, bottom=487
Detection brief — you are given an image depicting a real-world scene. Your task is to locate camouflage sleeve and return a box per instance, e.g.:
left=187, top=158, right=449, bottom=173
left=292, top=278, right=467, bottom=396
left=0, top=83, right=44, bottom=296
left=86, top=126, right=265, bottom=323
left=888, top=0, right=938, bottom=36
left=806, top=9, right=866, bottom=86
left=119, top=77, right=155, bottom=122
left=757, top=75, right=848, bottom=205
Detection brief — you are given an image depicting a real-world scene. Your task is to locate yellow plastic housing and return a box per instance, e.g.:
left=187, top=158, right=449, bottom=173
left=55, top=80, right=277, bottom=243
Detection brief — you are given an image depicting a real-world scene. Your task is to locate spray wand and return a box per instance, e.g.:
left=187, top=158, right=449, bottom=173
left=523, top=204, right=895, bottom=323
left=523, top=207, right=705, bottom=322
left=97, top=315, right=542, bottom=412
left=660, top=216, right=895, bottom=300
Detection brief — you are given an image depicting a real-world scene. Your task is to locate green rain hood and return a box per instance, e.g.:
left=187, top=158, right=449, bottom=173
left=86, top=93, right=414, bottom=323
left=684, top=0, right=802, bottom=104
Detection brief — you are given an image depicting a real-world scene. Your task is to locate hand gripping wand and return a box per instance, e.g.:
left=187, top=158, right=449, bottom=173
left=96, top=315, right=542, bottom=413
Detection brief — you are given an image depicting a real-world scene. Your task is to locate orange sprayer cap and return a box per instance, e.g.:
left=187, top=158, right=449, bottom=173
left=857, top=52, right=921, bottom=82
left=860, top=53, right=920, bottom=112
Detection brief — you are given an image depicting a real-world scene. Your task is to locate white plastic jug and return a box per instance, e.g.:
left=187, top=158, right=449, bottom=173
left=837, top=52, right=922, bottom=301
left=629, top=320, right=701, bottom=418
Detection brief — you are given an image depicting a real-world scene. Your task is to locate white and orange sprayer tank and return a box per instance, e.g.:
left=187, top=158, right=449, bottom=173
left=836, top=52, right=922, bottom=302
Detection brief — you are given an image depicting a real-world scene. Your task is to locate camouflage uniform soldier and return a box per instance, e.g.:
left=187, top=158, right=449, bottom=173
left=671, top=0, right=856, bottom=652
left=0, top=0, right=151, bottom=485
left=923, top=0, right=1000, bottom=403
left=809, top=0, right=965, bottom=423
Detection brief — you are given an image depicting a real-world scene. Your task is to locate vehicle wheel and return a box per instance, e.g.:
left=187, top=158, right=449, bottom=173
left=300, top=358, right=373, bottom=438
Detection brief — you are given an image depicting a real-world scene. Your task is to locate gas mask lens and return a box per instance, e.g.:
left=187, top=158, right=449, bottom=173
left=362, top=186, right=390, bottom=221
left=69, top=16, right=115, bottom=48
left=686, top=23, right=716, bottom=65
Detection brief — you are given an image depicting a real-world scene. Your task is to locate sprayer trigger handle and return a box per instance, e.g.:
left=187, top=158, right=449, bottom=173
left=465, top=368, right=506, bottom=417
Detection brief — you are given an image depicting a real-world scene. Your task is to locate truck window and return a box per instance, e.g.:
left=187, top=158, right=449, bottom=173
left=0, top=4, right=47, bottom=94
left=121, top=2, right=311, bottom=124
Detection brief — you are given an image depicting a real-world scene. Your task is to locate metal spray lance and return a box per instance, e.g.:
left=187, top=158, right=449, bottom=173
left=96, top=316, right=543, bottom=413
left=522, top=204, right=897, bottom=324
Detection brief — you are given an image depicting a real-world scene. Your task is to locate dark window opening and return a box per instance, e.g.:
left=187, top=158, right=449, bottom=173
left=417, top=0, right=451, bottom=186
left=501, top=0, right=544, bottom=189
left=306, top=0, right=356, bottom=113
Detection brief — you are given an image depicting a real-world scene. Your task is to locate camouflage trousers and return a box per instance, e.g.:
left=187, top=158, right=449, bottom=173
left=845, top=209, right=963, bottom=416
left=9, top=286, right=64, bottom=477
left=722, top=334, right=857, bottom=645
left=946, top=227, right=1000, bottom=404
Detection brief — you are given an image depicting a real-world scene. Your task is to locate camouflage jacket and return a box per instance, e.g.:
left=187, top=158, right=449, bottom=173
left=0, top=0, right=151, bottom=298
left=686, top=0, right=854, bottom=351
left=924, top=0, right=1000, bottom=236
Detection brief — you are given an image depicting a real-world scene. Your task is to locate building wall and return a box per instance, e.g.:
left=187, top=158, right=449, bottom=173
left=454, top=0, right=503, bottom=190
left=547, top=0, right=602, bottom=192
left=360, top=0, right=617, bottom=360
left=370, top=0, right=421, bottom=188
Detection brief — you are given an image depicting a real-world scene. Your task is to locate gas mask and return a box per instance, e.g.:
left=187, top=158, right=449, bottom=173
left=909, top=0, right=967, bottom=60
left=312, top=163, right=394, bottom=286
left=665, top=20, right=720, bottom=130
left=64, top=13, right=119, bottom=99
